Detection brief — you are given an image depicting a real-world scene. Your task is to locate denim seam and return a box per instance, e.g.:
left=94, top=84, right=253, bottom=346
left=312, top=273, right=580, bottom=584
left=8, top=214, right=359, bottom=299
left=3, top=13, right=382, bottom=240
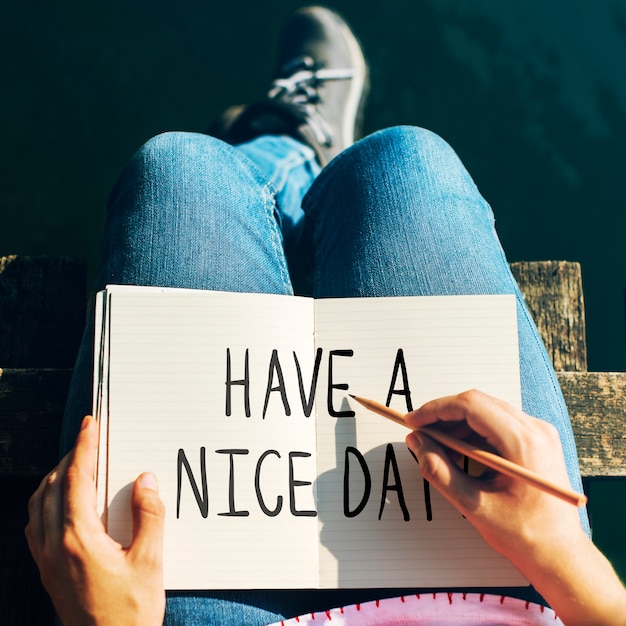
left=267, top=151, right=316, bottom=192
left=209, top=138, right=293, bottom=293
left=202, top=135, right=296, bottom=295
left=215, top=137, right=282, bottom=198
left=260, top=181, right=294, bottom=294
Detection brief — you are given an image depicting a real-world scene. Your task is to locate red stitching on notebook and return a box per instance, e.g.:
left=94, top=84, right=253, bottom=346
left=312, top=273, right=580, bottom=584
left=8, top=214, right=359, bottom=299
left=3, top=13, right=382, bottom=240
left=480, top=593, right=486, bottom=602
left=447, top=592, right=453, bottom=604
left=325, top=610, right=332, bottom=620
left=462, top=593, right=468, bottom=600
left=400, top=596, right=405, bottom=603
left=356, top=604, right=361, bottom=611
left=375, top=599, right=380, bottom=607
left=500, top=596, right=506, bottom=604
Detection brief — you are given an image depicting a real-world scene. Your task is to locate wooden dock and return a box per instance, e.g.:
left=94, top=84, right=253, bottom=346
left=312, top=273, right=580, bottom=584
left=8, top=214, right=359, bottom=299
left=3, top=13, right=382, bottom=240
left=1, top=256, right=624, bottom=624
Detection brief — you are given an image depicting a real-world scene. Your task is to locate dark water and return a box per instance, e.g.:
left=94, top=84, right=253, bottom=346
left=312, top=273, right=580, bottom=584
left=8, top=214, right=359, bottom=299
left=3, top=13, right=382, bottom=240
left=3, top=0, right=625, bottom=578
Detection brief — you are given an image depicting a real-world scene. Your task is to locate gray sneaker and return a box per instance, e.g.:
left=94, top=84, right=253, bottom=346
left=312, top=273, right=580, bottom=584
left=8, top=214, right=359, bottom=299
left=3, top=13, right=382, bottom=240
left=210, top=6, right=369, bottom=166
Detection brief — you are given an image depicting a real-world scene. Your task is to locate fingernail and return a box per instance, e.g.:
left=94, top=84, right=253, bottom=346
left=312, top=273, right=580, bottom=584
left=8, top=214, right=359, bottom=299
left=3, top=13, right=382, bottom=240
left=138, top=473, right=158, bottom=491
left=80, top=416, right=92, bottom=431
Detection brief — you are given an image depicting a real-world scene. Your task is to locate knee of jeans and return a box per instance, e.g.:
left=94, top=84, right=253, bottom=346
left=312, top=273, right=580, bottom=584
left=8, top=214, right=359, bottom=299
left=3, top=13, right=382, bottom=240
left=317, top=125, right=485, bottom=224
left=133, top=131, right=235, bottom=178
left=108, top=132, right=222, bottom=202
left=352, top=125, right=467, bottom=183
left=108, top=131, right=270, bottom=213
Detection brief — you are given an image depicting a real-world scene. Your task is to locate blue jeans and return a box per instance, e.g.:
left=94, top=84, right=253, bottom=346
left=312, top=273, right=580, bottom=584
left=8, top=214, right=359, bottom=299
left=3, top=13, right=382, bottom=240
left=61, top=126, right=588, bottom=625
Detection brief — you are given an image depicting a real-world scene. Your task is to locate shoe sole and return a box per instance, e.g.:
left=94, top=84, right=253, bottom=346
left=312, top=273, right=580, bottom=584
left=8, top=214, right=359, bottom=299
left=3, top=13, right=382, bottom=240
left=301, top=6, right=370, bottom=148
left=336, top=14, right=369, bottom=147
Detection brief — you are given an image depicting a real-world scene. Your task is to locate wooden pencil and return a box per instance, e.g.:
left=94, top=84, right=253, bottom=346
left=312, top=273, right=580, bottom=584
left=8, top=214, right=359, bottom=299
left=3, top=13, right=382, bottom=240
left=349, top=394, right=587, bottom=508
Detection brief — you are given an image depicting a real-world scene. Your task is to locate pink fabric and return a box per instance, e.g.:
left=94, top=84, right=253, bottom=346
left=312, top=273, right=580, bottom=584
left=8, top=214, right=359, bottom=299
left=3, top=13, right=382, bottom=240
left=271, top=593, right=564, bottom=625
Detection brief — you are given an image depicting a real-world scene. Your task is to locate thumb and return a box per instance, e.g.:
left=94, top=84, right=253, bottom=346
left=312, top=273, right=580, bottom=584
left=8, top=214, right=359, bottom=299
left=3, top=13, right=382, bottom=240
left=129, top=472, right=165, bottom=568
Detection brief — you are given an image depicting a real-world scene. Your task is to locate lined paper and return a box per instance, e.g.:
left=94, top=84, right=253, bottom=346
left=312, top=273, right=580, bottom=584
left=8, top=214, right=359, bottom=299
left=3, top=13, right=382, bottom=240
left=95, top=287, right=526, bottom=589
left=97, top=286, right=318, bottom=589
left=314, top=295, right=525, bottom=587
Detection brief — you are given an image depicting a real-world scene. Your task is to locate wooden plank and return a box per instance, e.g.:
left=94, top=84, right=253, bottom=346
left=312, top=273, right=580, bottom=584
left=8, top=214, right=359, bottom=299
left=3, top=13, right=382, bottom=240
left=0, top=256, right=82, bottom=624
left=511, top=261, right=587, bottom=372
left=0, top=368, right=71, bottom=478
left=0, top=257, right=621, bottom=626
left=558, top=371, right=626, bottom=477
left=0, top=256, right=86, bottom=368
left=0, top=477, right=55, bottom=625
left=1, top=367, right=624, bottom=479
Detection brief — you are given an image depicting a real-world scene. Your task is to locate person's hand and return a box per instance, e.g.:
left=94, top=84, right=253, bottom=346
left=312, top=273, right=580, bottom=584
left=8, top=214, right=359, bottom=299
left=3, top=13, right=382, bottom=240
left=25, top=416, right=166, bottom=626
left=405, top=390, right=626, bottom=626
left=404, top=389, right=583, bottom=563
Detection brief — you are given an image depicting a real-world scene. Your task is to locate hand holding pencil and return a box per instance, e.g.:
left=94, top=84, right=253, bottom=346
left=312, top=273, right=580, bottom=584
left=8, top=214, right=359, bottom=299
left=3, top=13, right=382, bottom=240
left=350, top=392, right=586, bottom=507
left=369, top=390, right=626, bottom=626
left=351, top=390, right=590, bottom=577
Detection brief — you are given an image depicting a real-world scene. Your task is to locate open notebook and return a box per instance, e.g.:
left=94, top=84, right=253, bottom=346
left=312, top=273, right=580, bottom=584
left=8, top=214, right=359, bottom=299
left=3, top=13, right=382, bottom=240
left=93, top=286, right=526, bottom=590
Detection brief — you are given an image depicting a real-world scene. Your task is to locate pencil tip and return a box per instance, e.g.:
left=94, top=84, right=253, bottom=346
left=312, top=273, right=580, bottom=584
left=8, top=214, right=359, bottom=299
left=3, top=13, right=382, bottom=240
left=348, top=394, right=356, bottom=399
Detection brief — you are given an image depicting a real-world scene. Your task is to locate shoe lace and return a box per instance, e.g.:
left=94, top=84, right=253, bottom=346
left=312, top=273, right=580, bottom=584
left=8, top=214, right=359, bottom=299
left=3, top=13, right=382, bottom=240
left=267, top=56, right=355, bottom=147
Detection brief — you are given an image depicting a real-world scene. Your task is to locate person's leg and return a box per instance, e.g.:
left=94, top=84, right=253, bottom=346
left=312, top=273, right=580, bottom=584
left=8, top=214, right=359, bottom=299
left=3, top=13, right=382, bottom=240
left=237, top=135, right=321, bottom=247
left=61, top=131, right=296, bottom=449
left=237, top=135, right=321, bottom=293
left=61, top=130, right=308, bottom=626
left=294, top=125, right=588, bottom=611
left=304, top=125, right=585, bottom=512
left=61, top=4, right=360, bottom=619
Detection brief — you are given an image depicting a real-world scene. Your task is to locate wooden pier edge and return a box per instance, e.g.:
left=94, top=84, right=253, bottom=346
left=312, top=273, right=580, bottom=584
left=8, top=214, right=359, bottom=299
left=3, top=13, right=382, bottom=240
left=0, top=256, right=624, bottom=625
left=1, top=256, right=86, bottom=625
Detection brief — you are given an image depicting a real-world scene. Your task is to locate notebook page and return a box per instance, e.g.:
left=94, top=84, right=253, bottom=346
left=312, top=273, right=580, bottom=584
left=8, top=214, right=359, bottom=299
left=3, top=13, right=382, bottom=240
left=102, top=286, right=319, bottom=589
left=93, top=290, right=110, bottom=518
left=314, top=295, right=527, bottom=588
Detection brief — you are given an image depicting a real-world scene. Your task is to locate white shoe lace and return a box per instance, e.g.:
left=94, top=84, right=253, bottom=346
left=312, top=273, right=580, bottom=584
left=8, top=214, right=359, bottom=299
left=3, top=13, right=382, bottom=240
left=267, top=56, right=355, bottom=147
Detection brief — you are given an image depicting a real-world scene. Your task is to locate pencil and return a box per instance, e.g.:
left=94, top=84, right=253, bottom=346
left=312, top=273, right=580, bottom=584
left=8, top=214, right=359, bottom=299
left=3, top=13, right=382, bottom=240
left=349, top=394, right=587, bottom=508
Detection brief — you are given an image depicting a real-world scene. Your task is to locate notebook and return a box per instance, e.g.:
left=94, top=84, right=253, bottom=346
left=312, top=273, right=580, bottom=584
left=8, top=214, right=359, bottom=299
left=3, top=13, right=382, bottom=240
left=93, top=286, right=526, bottom=590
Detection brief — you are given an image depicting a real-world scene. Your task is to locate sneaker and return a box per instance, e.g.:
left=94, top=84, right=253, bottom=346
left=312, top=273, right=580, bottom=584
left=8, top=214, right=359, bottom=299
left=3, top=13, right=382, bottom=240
left=209, top=6, right=368, bottom=166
